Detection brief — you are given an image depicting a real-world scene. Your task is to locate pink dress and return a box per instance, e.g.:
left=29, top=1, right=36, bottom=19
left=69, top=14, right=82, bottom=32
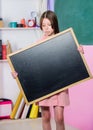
left=37, top=35, right=70, bottom=107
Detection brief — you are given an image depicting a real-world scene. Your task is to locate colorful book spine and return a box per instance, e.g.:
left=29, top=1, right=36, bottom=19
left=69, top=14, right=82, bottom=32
left=10, top=92, right=23, bottom=119
left=38, top=106, right=42, bottom=118
left=6, top=40, right=12, bottom=55
left=14, top=97, right=25, bottom=119
left=2, top=44, right=7, bottom=59
left=26, top=104, right=32, bottom=118
left=29, top=103, right=39, bottom=119
left=0, top=40, right=2, bottom=59
left=21, top=104, right=30, bottom=119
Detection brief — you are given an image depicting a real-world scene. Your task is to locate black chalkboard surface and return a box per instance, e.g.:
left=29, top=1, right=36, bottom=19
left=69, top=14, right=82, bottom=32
left=7, top=28, right=92, bottom=105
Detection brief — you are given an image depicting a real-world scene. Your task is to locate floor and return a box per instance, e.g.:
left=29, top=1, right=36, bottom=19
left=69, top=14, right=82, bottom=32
left=0, top=118, right=79, bottom=130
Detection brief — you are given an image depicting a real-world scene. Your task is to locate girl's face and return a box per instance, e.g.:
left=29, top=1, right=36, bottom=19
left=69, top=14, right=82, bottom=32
left=42, top=18, right=54, bottom=37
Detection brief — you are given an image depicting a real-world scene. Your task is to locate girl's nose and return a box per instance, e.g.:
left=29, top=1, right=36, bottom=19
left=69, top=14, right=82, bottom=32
left=45, top=25, right=49, bottom=29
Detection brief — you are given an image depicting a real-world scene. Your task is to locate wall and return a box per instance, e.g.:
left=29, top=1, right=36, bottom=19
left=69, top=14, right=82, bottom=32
left=54, top=1, right=93, bottom=129
left=51, top=46, right=93, bottom=130
left=0, top=0, right=47, bottom=51
left=54, top=0, right=93, bottom=45
left=0, top=60, right=19, bottom=103
left=1, top=1, right=93, bottom=129
left=0, top=0, right=47, bottom=103
left=64, top=45, right=93, bottom=130
left=1, top=0, right=47, bottom=22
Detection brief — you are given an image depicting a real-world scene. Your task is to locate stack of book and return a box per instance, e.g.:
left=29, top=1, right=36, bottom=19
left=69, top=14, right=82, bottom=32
left=10, top=92, right=41, bottom=119
left=0, top=40, right=2, bottom=59
left=0, top=40, right=12, bottom=60
left=2, top=44, right=7, bottom=59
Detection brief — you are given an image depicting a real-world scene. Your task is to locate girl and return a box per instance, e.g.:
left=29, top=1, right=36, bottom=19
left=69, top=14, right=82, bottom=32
left=12, top=10, right=84, bottom=130
left=38, top=10, right=69, bottom=130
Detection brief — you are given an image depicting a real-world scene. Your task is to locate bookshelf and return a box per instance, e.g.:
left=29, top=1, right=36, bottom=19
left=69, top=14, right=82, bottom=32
left=0, top=0, right=47, bottom=119
left=0, top=27, right=40, bottom=31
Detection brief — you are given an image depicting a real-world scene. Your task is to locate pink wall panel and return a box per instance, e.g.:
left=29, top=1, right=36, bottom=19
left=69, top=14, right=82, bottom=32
left=64, top=45, right=93, bottom=130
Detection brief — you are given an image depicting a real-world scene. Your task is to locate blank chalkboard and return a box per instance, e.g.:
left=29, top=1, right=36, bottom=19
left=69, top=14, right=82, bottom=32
left=7, top=28, right=92, bottom=105
left=55, top=0, right=93, bottom=45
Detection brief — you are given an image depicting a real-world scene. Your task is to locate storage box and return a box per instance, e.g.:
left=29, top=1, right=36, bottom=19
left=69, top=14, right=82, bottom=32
left=0, top=99, right=12, bottom=119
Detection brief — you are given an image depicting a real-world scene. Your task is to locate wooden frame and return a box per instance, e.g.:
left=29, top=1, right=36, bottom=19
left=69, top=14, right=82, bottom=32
left=7, top=28, right=92, bottom=105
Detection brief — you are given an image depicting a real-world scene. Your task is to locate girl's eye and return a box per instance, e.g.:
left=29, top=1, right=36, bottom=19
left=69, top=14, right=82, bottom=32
left=49, top=24, right=51, bottom=26
left=47, top=24, right=52, bottom=27
left=42, top=24, right=45, bottom=27
left=42, top=24, right=51, bottom=28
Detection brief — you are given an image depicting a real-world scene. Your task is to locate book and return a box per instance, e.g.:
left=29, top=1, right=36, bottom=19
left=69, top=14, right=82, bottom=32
left=2, top=44, right=7, bottom=59
left=0, top=40, right=2, bottom=59
left=29, top=103, right=39, bottom=119
left=10, top=92, right=23, bottom=119
left=38, top=106, right=42, bottom=117
left=14, top=97, right=25, bottom=119
left=21, top=104, right=30, bottom=119
left=0, top=18, right=4, bottom=27
left=6, top=40, right=12, bottom=55
left=26, top=104, right=32, bottom=118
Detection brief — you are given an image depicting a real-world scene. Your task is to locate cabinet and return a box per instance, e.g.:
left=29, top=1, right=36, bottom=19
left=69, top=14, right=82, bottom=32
left=0, top=0, right=47, bottom=104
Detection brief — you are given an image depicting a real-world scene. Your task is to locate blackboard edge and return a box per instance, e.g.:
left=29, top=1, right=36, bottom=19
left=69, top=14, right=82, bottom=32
left=27, top=76, right=92, bottom=105
left=7, top=27, right=93, bottom=105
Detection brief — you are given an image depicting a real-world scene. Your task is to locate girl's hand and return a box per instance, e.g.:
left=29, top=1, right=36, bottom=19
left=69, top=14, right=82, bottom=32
left=77, top=45, right=84, bottom=54
left=11, top=71, right=18, bottom=79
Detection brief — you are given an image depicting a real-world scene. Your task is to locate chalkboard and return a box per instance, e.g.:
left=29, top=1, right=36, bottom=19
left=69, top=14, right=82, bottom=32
left=7, top=28, right=92, bottom=105
left=55, top=0, right=93, bottom=45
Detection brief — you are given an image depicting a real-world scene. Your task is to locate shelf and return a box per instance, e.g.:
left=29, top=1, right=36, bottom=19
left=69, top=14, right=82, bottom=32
left=0, top=59, right=7, bottom=62
left=0, top=27, right=40, bottom=31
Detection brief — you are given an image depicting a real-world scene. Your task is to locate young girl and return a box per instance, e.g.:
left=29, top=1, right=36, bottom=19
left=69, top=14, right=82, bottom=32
left=37, top=10, right=69, bottom=130
left=12, top=10, right=84, bottom=130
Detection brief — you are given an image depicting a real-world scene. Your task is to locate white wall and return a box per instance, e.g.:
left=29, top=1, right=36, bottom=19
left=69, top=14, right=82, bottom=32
left=0, top=60, right=19, bottom=103
left=0, top=0, right=47, bottom=104
left=0, top=0, right=47, bottom=51
left=1, top=29, right=42, bottom=52
left=1, top=0, right=47, bottom=26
